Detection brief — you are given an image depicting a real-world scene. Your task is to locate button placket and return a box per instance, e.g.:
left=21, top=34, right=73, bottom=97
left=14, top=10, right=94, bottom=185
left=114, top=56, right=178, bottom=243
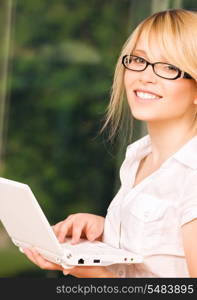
left=144, top=210, right=149, bottom=217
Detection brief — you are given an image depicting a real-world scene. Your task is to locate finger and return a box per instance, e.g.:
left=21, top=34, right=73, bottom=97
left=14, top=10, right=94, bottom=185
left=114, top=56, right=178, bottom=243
left=66, top=214, right=74, bottom=221
left=67, top=266, right=107, bottom=278
left=57, top=219, right=74, bottom=243
left=30, top=249, right=63, bottom=271
left=52, top=215, right=74, bottom=238
left=52, top=221, right=64, bottom=235
left=71, top=221, right=86, bottom=244
left=23, top=248, right=38, bottom=265
left=63, top=267, right=75, bottom=276
left=85, top=223, right=102, bottom=241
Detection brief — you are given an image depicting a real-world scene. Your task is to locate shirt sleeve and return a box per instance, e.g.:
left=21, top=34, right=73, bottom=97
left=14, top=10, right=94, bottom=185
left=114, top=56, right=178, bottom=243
left=180, top=171, right=197, bottom=226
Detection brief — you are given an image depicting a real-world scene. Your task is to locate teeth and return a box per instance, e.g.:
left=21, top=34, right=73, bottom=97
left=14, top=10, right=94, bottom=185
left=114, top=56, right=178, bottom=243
left=136, top=91, right=160, bottom=99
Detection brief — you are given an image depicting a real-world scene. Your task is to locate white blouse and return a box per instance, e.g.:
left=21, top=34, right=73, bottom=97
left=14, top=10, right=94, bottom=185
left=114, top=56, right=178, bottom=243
left=103, top=134, right=197, bottom=277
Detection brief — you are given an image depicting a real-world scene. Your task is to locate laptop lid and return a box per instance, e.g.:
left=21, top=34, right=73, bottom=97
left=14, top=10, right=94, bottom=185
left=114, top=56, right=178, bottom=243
left=0, top=177, right=66, bottom=258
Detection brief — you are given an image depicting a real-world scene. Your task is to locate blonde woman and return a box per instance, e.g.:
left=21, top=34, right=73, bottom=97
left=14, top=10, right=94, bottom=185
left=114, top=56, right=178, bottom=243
left=24, top=8, right=197, bottom=278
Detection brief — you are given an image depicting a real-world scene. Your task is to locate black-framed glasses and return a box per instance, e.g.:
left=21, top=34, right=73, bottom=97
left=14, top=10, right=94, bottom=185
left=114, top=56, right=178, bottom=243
left=122, top=55, right=193, bottom=80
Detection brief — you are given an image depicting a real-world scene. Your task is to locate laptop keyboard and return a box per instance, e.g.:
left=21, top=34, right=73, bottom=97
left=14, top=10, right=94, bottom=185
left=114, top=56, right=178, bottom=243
left=61, top=239, right=130, bottom=256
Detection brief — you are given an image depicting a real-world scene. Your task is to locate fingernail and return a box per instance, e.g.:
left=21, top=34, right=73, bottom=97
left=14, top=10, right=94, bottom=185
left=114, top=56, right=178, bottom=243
left=63, top=270, right=69, bottom=276
left=19, top=247, right=24, bottom=253
left=88, top=234, right=95, bottom=241
left=57, top=235, right=61, bottom=241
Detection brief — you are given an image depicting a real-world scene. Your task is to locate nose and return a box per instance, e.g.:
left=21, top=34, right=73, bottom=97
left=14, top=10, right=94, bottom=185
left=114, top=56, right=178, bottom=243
left=138, top=64, right=157, bottom=83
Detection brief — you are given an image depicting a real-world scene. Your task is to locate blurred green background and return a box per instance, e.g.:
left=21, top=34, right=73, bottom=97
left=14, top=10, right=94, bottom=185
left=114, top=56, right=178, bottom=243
left=0, top=0, right=196, bottom=277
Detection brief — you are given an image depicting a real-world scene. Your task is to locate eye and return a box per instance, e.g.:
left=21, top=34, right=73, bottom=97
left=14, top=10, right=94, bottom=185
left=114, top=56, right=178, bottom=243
left=132, top=56, right=146, bottom=64
left=165, top=64, right=178, bottom=71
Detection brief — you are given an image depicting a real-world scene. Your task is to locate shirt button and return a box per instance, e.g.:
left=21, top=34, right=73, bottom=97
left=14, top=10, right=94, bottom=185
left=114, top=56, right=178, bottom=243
left=144, top=211, right=149, bottom=218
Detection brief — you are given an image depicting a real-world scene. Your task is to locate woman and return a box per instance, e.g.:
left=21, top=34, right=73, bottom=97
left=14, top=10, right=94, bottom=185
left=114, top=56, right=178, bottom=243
left=24, top=8, right=197, bottom=277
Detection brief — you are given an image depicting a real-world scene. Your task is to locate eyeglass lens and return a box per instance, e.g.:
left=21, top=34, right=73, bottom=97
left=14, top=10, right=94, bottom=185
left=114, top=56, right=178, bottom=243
left=124, top=55, right=179, bottom=79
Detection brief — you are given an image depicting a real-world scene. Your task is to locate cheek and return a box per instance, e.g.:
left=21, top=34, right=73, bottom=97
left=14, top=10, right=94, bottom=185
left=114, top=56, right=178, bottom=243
left=124, top=71, right=135, bottom=88
left=124, top=72, right=136, bottom=99
left=164, top=81, right=195, bottom=110
left=165, top=82, right=182, bottom=100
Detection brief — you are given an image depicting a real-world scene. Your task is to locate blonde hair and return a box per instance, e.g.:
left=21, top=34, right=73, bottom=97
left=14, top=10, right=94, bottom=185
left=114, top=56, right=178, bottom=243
left=100, top=9, right=197, bottom=144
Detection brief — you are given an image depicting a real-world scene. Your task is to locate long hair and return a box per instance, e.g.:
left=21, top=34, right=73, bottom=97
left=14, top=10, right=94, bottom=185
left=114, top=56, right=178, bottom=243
left=100, top=9, right=197, bottom=145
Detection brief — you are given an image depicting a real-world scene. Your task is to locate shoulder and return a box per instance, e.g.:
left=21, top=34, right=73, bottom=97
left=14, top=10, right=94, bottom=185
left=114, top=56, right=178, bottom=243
left=173, top=135, right=197, bottom=170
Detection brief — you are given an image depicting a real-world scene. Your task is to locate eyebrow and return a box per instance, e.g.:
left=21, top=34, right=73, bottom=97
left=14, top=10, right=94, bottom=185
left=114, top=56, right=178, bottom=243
left=133, top=49, right=148, bottom=56
left=133, top=49, right=168, bottom=62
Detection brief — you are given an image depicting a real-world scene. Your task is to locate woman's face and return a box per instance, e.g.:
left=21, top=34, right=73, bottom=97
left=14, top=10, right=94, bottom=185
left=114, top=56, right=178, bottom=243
left=124, top=33, right=197, bottom=125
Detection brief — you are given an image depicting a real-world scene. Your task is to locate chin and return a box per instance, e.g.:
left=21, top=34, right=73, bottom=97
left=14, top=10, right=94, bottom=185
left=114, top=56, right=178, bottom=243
left=131, top=111, right=156, bottom=121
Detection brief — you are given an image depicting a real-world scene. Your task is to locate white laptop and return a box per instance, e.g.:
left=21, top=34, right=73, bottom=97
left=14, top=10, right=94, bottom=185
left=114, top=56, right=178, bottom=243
left=0, top=177, right=143, bottom=269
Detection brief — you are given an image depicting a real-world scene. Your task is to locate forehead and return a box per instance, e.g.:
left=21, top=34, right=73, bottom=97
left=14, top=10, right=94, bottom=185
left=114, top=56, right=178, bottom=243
left=133, top=31, right=168, bottom=62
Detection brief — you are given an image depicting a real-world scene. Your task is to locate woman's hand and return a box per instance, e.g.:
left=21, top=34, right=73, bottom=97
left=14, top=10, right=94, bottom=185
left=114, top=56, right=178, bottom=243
left=22, top=213, right=107, bottom=277
left=62, top=266, right=116, bottom=278
left=23, top=248, right=64, bottom=271
left=23, top=248, right=116, bottom=278
left=52, top=213, right=105, bottom=244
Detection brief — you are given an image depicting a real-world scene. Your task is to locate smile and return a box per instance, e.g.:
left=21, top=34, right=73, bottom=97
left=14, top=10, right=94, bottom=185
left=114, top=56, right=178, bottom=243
left=134, top=90, right=162, bottom=101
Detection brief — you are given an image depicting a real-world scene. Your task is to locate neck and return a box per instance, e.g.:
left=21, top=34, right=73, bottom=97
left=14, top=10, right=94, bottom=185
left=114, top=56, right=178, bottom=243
left=146, top=119, right=197, bottom=166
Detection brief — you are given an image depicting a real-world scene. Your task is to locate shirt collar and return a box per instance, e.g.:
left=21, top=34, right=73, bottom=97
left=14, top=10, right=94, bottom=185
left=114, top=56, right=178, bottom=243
left=126, top=134, right=151, bottom=161
left=127, top=134, right=197, bottom=170
left=173, top=135, right=197, bottom=170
